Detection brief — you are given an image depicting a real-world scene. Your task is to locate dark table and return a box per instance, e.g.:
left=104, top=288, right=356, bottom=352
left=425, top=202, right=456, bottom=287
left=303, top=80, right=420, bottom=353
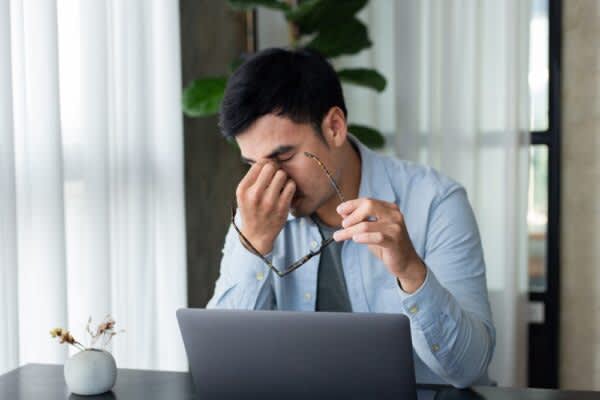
left=1, top=364, right=600, bottom=400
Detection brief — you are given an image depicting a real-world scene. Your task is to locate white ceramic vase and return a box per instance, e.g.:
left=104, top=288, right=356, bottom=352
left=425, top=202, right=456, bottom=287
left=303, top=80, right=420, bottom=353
left=64, top=348, right=117, bottom=396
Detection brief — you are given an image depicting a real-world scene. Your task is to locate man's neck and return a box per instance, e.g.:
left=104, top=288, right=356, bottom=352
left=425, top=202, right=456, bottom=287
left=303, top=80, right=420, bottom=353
left=314, top=141, right=361, bottom=228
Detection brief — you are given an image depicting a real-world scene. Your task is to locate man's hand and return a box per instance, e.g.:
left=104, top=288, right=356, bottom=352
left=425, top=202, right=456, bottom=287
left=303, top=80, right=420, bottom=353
left=333, top=198, right=426, bottom=293
left=236, top=162, right=296, bottom=255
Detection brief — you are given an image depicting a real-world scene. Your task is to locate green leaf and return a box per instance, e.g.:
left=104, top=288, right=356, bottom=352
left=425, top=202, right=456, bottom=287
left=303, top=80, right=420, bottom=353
left=286, top=0, right=367, bottom=35
left=306, top=18, right=371, bottom=58
left=182, top=77, right=227, bottom=118
left=348, top=124, right=386, bottom=149
left=337, top=68, right=387, bottom=92
left=227, top=0, right=290, bottom=11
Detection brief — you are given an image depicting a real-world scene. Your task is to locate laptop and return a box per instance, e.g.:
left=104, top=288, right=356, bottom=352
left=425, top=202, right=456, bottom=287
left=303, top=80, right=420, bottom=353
left=176, top=308, right=417, bottom=400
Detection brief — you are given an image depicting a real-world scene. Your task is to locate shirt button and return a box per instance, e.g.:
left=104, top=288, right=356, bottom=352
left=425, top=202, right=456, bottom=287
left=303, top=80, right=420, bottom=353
left=310, top=240, right=319, bottom=249
left=409, top=305, right=419, bottom=314
left=255, top=271, right=264, bottom=281
left=432, top=344, right=440, bottom=353
left=304, top=292, right=312, bottom=301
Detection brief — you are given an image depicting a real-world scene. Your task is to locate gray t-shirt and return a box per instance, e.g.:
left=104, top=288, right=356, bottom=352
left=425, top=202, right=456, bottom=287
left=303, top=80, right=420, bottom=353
left=313, top=216, right=353, bottom=312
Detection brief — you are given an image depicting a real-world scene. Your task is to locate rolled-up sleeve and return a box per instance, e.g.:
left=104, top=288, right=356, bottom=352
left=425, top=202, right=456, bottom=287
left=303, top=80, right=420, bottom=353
left=398, top=186, right=495, bottom=388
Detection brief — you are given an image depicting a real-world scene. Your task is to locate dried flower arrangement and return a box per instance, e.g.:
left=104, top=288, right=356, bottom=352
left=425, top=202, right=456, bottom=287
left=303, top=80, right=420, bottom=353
left=50, top=315, right=125, bottom=351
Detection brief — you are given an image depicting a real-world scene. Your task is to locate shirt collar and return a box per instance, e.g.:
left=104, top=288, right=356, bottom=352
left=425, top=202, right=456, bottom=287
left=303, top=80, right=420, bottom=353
left=351, top=134, right=396, bottom=204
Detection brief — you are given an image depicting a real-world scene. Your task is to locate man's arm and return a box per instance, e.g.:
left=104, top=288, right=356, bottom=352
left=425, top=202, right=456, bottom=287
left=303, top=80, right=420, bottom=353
left=207, top=160, right=295, bottom=309
left=206, top=219, right=275, bottom=310
left=396, top=186, right=495, bottom=388
left=333, top=184, right=495, bottom=387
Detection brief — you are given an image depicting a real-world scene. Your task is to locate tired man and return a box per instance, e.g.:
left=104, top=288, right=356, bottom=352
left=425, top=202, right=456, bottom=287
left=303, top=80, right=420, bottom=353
left=207, top=47, right=495, bottom=388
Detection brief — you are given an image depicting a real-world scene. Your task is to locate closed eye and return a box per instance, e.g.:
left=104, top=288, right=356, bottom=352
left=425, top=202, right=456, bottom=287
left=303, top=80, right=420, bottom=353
left=277, top=153, right=295, bottom=163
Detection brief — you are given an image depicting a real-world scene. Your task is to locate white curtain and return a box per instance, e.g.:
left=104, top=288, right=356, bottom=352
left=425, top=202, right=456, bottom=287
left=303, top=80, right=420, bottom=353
left=258, top=0, right=531, bottom=387
left=390, top=0, right=531, bottom=387
left=0, top=0, right=188, bottom=374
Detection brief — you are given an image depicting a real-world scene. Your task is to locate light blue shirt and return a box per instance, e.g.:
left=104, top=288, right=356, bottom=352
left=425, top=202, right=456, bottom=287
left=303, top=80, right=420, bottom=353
left=207, top=137, right=495, bottom=388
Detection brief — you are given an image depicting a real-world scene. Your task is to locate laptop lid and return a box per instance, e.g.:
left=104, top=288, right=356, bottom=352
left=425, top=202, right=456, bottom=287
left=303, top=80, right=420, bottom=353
left=177, top=308, right=417, bottom=400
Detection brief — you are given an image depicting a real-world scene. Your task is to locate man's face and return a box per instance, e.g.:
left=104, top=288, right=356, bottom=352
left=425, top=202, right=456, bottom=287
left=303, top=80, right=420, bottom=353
left=236, top=114, right=341, bottom=218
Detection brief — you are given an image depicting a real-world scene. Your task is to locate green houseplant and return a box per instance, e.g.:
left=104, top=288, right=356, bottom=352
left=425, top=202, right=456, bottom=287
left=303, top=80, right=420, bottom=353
left=182, top=0, right=387, bottom=149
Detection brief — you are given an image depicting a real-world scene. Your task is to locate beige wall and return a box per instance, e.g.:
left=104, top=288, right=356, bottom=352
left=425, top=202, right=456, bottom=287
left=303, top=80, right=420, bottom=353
left=560, top=0, right=600, bottom=390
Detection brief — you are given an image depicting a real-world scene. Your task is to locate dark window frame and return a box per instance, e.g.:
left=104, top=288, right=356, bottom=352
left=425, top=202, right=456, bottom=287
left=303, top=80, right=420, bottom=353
left=528, top=0, right=561, bottom=389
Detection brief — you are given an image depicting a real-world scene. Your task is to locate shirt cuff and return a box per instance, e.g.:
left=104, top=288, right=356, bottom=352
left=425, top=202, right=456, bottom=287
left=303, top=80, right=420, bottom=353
left=227, top=236, right=273, bottom=285
left=396, top=266, right=449, bottom=330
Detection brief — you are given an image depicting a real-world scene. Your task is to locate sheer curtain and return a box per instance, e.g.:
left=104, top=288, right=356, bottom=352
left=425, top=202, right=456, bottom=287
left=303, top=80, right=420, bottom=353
left=390, top=0, right=531, bottom=387
left=258, top=0, right=531, bottom=387
left=0, top=0, right=188, bottom=374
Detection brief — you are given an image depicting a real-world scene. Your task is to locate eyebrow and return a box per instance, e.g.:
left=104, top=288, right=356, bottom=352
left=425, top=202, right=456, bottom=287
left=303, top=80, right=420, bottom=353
left=241, top=145, right=296, bottom=164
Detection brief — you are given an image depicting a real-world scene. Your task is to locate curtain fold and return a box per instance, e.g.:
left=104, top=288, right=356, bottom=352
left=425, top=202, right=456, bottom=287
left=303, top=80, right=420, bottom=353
left=0, top=0, right=188, bottom=374
left=16, top=0, right=69, bottom=367
left=0, top=0, right=19, bottom=375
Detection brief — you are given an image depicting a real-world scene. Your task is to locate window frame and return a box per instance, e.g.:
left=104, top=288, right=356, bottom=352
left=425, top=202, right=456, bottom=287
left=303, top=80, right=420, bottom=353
left=527, top=0, right=562, bottom=389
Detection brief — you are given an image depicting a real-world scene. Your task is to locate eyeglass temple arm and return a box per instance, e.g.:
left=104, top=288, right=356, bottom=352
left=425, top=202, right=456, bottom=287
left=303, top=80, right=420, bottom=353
left=276, top=237, right=334, bottom=277
left=303, top=151, right=345, bottom=203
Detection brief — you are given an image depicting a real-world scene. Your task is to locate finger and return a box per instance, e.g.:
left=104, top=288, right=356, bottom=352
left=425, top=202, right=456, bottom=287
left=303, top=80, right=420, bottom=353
left=333, top=221, right=386, bottom=242
left=251, top=162, right=278, bottom=195
left=237, top=162, right=264, bottom=195
left=352, top=231, right=386, bottom=245
left=336, top=198, right=364, bottom=217
left=338, top=197, right=398, bottom=213
left=277, top=179, right=296, bottom=211
left=264, top=169, right=288, bottom=202
left=341, top=201, right=376, bottom=228
left=342, top=200, right=402, bottom=228
left=351, top=223, right=401, bottom=247
left=342, top=198, right=395, bottom=228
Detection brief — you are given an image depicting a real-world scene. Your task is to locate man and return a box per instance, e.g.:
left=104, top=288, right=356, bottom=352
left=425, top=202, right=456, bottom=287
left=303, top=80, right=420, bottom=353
left=207, top=47, right=495, bottom=388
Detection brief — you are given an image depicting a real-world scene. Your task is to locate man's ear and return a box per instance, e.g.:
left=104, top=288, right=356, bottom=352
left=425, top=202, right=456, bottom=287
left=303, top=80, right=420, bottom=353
left=320, top=106, right=347, bottom=148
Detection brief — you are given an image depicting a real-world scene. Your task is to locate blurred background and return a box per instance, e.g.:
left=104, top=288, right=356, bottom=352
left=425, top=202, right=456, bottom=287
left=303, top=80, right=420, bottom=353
left=0, top=0, right=598, bottom=391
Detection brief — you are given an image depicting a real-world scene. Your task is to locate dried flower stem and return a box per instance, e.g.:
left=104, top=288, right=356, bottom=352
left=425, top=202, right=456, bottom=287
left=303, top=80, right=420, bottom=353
left=50, top=314, right=125, bottom=352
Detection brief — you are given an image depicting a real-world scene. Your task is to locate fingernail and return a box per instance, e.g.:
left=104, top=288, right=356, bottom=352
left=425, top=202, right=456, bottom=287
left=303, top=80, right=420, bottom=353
left=333, top=231, right=340, bottom=241
left=341, top=219, right=348, bottom=228
left=336, top=204, right=345, bottom=213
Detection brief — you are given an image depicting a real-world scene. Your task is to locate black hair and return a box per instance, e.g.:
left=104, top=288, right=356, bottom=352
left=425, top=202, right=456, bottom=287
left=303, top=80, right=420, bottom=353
left=218, top=47, right=347, bottom=139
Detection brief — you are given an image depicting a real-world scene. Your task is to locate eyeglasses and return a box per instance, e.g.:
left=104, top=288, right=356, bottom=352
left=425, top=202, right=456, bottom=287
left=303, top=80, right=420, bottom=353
left=231, top=151, right=345, bottom=278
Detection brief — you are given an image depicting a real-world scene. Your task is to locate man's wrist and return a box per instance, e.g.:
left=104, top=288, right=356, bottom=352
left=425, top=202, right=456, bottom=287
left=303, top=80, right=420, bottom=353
left=396, top=259, right=427, bottom=294
left=239, top=230, right=274, bottom=255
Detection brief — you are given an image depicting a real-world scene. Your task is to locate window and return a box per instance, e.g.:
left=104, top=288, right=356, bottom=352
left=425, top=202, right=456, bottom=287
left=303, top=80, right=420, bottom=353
left=528, top=145, right=548, bottom=292
left=527, top=0, right=550, bottom=293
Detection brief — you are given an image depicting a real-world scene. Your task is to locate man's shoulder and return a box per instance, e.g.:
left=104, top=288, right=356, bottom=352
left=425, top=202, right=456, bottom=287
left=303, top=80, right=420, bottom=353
left=377, top=153, right=464, bottom=205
